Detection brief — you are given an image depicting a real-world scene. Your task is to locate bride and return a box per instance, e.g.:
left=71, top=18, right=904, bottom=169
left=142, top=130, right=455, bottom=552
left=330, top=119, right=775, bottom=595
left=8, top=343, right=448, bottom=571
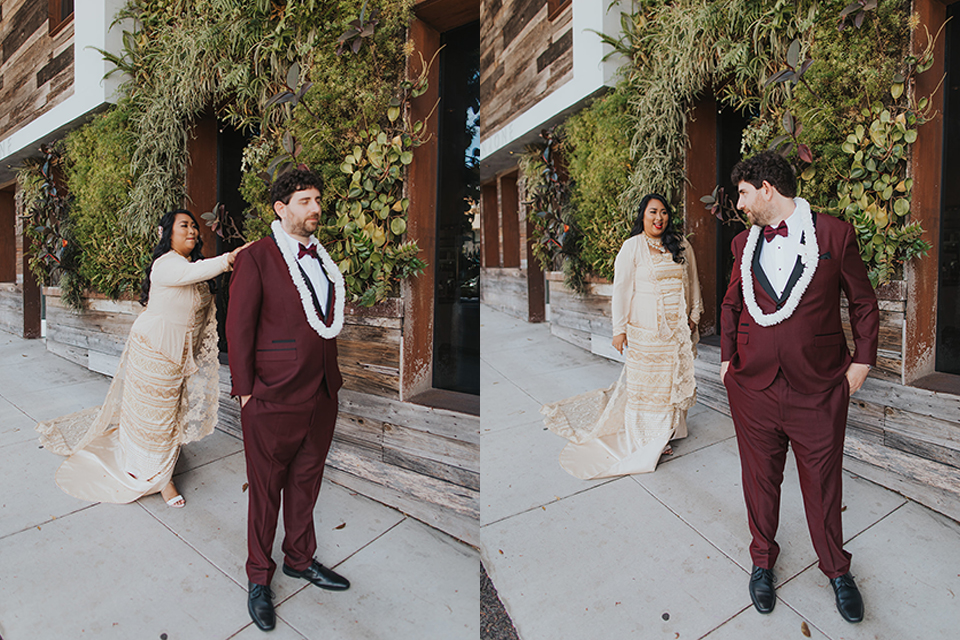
left=542, top=194, right=702, bottom=479
left=38, top=209, right=247, bottom=507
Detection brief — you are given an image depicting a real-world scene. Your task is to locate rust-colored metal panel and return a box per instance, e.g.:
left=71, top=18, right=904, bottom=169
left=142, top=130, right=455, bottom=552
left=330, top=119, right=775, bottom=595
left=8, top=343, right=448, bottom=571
left=22, top=233, right=41, bottom=339
left=415, top=0, right=479, bottom=32
left=526, top=218, right=546, bottom=322
left=402, top=18, right=442, bottom=399
left=0, top=188, right=15, bottom=282
left=906, top=0, right=948, bottom=383
left=685, top=97, right=719, bottom=335
left=500, top=172, right=520, bottom=267
left=481, top=182, right=500, bottom=267
left=184, top=111, right=218, bottom=258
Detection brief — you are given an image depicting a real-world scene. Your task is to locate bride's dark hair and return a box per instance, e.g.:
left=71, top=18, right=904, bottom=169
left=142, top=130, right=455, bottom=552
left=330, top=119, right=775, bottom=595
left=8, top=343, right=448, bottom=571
left=628, top=194, right=685, bottom=264
left=140, top=209, right=214, bottom=306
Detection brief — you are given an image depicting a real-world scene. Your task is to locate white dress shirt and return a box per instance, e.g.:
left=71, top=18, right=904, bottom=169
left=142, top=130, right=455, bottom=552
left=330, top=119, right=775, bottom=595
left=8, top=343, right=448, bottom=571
left=759, top=208, right=802, bottom=298
left=277, top=227, right=329, bottom=315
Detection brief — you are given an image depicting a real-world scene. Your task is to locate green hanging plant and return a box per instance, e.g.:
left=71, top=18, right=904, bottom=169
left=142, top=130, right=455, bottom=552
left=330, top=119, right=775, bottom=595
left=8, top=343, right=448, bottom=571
left=555, top=0, right=931, bottom=289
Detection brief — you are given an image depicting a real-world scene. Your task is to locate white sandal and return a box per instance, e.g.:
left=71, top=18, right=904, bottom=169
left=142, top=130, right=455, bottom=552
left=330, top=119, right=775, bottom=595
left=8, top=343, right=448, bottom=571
left=165, top=494, right=185, bottom=508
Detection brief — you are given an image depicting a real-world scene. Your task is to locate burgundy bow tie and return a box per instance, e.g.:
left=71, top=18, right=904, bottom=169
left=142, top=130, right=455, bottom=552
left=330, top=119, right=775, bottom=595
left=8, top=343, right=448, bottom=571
left=763, top=221, right=788, bottom=242
left=298, top=243, right=318, bottom=260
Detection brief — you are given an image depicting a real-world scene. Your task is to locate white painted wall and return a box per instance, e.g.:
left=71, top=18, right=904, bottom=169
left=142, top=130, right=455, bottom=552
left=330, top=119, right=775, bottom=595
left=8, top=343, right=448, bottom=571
left=478, top=0, right=628, bottom=160
left=0, top=0, right=131, bottom=165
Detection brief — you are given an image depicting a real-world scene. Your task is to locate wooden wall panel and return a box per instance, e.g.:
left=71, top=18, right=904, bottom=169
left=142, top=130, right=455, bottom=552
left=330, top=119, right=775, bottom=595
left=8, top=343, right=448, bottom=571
left=0, top=0, right=75, bottom=141
left=0, top=285, right=24, bottom=336
left=338, top=320, right=402, bottom=399
left=479, top=266, right=528, bottom=318
left=480, top=0, right=573, bottom=142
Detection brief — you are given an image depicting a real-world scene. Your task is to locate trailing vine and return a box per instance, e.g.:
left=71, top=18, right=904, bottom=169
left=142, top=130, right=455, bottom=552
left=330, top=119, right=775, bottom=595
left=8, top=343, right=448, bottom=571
left=19, top=0, right=429, bottom=308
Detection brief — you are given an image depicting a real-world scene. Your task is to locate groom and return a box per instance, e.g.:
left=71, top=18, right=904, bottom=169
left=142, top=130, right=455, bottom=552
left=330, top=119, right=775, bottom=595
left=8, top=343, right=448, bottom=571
left=227, top=168, right=349, bottom=631
left=720, top=152, right=879, bottom=623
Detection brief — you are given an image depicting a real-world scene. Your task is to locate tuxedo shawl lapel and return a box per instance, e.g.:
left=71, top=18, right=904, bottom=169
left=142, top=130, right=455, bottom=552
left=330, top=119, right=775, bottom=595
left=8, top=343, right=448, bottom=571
left=752, top=212, right=819, bottom=310
left=776, top=212, right=819, bottom=308
left=272, top=233, right=337, bottom=329
left=751, top=238, right=779, bottom=304
left=285, top=240, right=336, bottom=328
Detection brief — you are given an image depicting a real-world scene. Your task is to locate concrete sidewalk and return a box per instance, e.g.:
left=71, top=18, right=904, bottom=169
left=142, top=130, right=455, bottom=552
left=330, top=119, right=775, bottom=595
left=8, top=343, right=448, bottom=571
left=480, top=304, right=960, bottom=640
left=0, top=330, right=478, bottom=640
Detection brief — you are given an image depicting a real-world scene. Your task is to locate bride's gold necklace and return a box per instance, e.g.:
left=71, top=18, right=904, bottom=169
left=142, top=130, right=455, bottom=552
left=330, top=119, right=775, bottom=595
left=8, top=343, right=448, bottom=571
left=642, top=232, right=668, bottom=253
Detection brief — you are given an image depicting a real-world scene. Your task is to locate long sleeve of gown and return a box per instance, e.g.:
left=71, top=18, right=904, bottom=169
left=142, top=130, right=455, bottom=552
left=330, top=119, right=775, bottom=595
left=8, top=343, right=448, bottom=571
left=151, top=252, right=232, bottom=286
left=612, top=239, right=636, bottom=337
left=684, top=240, right=703, bottom=324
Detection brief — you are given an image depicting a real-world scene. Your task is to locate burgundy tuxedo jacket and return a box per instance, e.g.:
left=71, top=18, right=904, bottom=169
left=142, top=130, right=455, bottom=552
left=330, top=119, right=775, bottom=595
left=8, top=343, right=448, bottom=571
left=226, top=236, right=343, bottom=405
left=721, top=212, right=879, bottom=394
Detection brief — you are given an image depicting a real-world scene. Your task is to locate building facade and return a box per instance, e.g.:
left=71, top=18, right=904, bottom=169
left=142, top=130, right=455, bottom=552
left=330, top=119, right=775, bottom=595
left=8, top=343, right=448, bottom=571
left=0, top=0, right=480, bottom=544
left=480, top=0, right=960, bottom=523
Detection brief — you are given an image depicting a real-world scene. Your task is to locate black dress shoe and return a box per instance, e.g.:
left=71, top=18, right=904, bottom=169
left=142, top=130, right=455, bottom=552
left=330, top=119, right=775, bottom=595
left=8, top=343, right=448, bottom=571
left=830, top=572, right=864, bottom=623
left=749, top=565, right=776, bottom=614
left=248, top=581, right=275, bottom=631
left=282, top=559, right=350, bottom=591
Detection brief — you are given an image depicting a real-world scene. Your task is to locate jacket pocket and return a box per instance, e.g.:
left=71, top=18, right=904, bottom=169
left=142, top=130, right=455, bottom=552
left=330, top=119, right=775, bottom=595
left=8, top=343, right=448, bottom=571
left=256, top=347, right=297, bottom=361
left=737, top=331, right=749, bottom=345
left=813, top=332, right=844, bottom=347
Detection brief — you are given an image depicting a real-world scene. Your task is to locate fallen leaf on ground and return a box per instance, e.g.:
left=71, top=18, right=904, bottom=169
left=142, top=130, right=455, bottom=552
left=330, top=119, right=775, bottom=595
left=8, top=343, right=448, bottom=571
left=800, top=621, right=811, bottom=637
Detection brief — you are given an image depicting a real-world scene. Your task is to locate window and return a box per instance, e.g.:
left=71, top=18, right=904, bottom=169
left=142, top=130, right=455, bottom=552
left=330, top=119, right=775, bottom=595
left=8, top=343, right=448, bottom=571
left=48, top=0, right=74, bottom=36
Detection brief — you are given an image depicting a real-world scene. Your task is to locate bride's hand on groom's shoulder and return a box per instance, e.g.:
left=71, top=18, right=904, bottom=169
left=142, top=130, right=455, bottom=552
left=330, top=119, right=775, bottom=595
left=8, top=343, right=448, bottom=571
left=228, top=242, right=254, bottom=265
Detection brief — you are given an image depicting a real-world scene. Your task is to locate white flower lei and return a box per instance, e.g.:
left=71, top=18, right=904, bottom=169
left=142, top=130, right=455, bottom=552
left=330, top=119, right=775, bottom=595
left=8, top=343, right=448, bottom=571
left=740, top=197, right=819, bottom=327
left=271, top=220, right=345, bottom=339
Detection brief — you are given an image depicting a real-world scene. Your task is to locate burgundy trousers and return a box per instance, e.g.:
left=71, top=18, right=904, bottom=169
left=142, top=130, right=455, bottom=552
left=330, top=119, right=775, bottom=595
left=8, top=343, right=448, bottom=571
left=724, top=369, right=852, bottom=578
left=241, top=384, right=338, bottom=585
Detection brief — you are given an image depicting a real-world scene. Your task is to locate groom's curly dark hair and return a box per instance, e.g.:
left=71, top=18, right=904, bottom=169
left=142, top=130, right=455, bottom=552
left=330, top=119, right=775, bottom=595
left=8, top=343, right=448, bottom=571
left=731, top=151, right=797, bottom=198
left=270, top=168, right=324, bottom=207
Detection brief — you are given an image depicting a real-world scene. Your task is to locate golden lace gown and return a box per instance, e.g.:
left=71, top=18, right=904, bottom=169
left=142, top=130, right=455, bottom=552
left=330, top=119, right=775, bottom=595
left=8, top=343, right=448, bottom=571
left=541, top=236, right=702, bottom=479
left=37, top=251, right=230, bottom=503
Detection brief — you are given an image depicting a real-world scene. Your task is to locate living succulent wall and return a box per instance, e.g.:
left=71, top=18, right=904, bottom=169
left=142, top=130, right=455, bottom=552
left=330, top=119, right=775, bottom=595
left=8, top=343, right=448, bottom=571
left=524, top=0, right=934, bottom=287
left=19, top=0, right=427, bottom=308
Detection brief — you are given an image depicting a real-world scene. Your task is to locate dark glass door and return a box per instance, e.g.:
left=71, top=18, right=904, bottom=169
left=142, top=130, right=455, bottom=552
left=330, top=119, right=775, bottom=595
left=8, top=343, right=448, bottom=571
left=433, top=21, right=480, bottom=395
left=938, top=3, right=960, bottom=374
left=716, top=106, right=750, bottom=331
